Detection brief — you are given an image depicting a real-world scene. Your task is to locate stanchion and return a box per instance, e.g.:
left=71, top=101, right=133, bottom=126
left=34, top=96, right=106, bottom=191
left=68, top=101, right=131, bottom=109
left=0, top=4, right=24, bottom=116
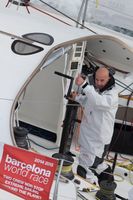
left=53, top=159, right=64, bottom=200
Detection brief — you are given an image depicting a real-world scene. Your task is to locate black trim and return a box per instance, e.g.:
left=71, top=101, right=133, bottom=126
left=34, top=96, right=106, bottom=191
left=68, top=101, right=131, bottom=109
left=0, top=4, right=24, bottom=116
left=82, top=82, right=88, bottom=89
left=19, top=121, right=57, bottom=142
left=115, top=194, right=128, bottom=200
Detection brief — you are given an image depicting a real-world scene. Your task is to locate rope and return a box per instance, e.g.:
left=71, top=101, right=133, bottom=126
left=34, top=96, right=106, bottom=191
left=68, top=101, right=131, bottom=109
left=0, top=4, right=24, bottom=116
left=36, top=0, right=97, bottom=34
left=52, top=154, right=75, bottom=180
left=29, top=4, right=71, bottom=26
left=27, top=137, right=59, bottom=150
left=57, top=165, right=72, bottom=174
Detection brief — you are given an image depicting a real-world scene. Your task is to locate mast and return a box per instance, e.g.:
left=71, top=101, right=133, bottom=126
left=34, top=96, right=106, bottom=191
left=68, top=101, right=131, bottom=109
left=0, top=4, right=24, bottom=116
left=76, top=0, right=89, bottom=28
left=59, top=1, right=89, bottom=154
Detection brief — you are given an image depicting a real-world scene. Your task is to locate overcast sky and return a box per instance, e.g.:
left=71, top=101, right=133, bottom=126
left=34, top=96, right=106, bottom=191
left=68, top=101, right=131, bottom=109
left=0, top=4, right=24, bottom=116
left=32, top=0, right=133, bottom=31
left=32, top=0, right=133, bottom=17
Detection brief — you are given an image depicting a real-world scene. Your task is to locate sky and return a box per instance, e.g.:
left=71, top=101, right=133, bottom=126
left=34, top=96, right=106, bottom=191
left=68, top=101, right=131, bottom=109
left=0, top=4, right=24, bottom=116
left=32, top=0, right=133, bottom=32
left=32, top=0, right=82, bottom=19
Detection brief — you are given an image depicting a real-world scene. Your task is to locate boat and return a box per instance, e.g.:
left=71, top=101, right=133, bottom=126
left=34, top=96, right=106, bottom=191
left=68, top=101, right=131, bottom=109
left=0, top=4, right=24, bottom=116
left=0, top=0, right=133, bottom=199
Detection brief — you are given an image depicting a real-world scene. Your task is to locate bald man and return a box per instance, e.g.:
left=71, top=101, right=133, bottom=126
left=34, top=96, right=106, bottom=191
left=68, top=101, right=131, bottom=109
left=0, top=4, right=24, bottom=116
left=73, top=67, right=118, bottom=185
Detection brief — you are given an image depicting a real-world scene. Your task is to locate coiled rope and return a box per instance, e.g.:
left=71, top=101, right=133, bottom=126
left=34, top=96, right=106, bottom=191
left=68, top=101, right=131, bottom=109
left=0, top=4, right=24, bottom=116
left=96, top=180, right=117, bottom=200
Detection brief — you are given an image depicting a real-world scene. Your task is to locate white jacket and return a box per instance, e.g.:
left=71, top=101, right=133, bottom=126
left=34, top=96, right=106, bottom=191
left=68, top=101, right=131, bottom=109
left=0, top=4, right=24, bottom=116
left=75, top=85, right=118, bottom=158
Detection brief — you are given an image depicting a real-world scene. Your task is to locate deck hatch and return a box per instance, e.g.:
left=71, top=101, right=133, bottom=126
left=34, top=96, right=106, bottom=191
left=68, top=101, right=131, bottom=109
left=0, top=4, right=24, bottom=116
left=11, top=40, right=44, bottom=55
left=22, top=33, right=54, bottom=45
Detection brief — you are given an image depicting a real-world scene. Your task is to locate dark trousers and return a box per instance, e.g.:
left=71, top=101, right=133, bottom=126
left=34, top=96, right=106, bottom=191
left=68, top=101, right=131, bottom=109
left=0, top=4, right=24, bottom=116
left=77, top=144, right=109, bottom=178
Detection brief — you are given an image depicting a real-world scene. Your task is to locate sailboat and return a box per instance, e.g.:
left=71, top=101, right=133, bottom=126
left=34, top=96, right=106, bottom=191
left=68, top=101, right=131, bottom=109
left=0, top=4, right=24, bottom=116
left=0, top=0, right=133, bottom=199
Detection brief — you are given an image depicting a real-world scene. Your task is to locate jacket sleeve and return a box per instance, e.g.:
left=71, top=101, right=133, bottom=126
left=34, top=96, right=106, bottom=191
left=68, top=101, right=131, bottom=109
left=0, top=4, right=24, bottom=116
left=83, top=85, right=118, bottom=110
left=75, top=94, right=86, bottom=106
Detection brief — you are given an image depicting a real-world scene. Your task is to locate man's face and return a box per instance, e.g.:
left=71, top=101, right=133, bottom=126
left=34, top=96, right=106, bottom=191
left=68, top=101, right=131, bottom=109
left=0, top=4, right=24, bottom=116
left=95, top=70, right=110, bottom=90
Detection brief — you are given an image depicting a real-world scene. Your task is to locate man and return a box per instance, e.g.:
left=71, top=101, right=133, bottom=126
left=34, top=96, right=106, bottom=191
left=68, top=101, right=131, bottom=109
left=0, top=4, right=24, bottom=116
left=73, top=67, right=118, bottom=185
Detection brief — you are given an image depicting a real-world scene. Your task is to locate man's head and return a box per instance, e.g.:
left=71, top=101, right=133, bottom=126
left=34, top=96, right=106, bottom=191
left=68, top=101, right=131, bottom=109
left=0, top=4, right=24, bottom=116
left=95, top=67, right=110, bottom=90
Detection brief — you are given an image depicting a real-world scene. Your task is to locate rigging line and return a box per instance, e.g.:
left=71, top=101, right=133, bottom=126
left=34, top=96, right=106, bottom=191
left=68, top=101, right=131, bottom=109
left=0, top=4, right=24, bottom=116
left=118, top=81, right=133, bottom=94
left=115, top=78, right=133, bottom=90
left=27, top=137, right=59, bottom=150
left=0, top=30, right=39, bottom=44
left=29, top=4, right=71, bottom=26
left=37, top=0, right=97, bottom=34
left=115, top=79, right=133, bottom=92
left=115, top=82, right=133, bottom=93
left=119, top=154, right=133, bottom=164
left=0, top=98, right=13, bottom=101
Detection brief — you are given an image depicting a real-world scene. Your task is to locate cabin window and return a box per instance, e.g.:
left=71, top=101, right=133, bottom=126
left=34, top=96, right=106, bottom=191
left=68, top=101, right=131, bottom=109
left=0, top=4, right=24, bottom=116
left=22, top=33, right=54, bottom=45
left=11, top=40, right=44, bottom=55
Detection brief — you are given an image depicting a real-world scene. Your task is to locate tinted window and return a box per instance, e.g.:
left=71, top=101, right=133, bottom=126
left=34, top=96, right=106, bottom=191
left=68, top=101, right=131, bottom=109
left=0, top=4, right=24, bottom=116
left=11, top=40, right=44, bottom=55
left=22, top=33, right=54, bottom=45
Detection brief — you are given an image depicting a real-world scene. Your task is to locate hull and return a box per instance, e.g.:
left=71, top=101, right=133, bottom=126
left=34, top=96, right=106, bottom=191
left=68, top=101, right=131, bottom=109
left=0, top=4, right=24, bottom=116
left=0, top=1, right=132, bottom=200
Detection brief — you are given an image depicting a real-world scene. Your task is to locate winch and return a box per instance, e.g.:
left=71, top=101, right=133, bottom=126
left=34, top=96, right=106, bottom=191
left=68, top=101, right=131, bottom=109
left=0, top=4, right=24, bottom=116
left=14, top=126, right=29, bottom=150
left=52, top=153, right=74, bottom=180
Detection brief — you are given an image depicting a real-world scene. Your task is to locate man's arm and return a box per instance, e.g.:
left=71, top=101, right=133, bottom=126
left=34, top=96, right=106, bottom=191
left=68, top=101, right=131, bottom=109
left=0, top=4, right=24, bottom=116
left=75, top=74, right=118, bottom=110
